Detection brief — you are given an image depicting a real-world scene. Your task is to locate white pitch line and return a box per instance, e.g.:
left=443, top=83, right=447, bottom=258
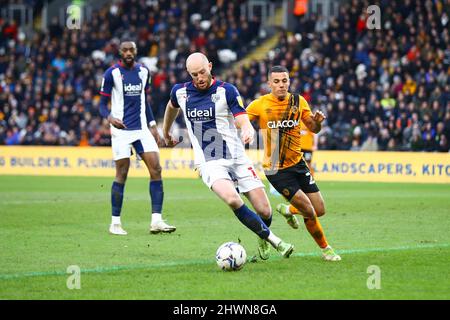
left=0, top=243, right=448, bottom=280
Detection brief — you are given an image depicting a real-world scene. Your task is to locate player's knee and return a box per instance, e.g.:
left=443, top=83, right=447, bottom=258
left=256, top=205, right=272, bottom=219
left=294, top=200, right=315, bottom=219
left=224, top=194, right=243, bottom=209
left=316, top=207, right=326, bottom=217
left=313, top=200, right=326, bottom=217
left=116, top=167, right=129, bottom=182
left=149, top=164, right=162, bottom=179
left=304, top=205, right=316, bottom=219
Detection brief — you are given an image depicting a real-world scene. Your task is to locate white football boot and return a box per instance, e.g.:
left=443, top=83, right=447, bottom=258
left=322, top=245, right=341, bottom=261
left=109, top=224, right=128, bottom=235
left=150, top=220, right=176, bottom=234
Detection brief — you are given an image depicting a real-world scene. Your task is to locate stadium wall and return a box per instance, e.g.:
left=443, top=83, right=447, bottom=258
left=0, top=146, right=449, bottom=184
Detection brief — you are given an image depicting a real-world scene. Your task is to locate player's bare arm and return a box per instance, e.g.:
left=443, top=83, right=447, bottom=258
left=162, top=100, right=180, bottom=147
left=149, top=123, right=164, bottom=147
left=100, top=95, right=126, bottom=129
left=234, top=114, right=255, bottom=145
left=303, top=110, right=326, bottom=134
left=107, top=115, right=127, bottom=129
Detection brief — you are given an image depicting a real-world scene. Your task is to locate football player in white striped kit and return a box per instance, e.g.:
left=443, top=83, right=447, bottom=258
left=99, top=41, right=175, bottom=235
left=162, top=52, right=294, bottom=259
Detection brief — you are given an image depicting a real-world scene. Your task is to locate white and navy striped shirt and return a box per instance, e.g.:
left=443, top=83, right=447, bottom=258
left=100, top=62, right=154, bottom=130
left=170, top=79, right=248, bottom=165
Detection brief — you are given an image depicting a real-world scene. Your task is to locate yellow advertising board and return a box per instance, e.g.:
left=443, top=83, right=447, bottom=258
left=0, top=146, right=198, bottom=178
left=0, top=146, right=449, bottom=183
left=310, top=151, right=450, bottom=184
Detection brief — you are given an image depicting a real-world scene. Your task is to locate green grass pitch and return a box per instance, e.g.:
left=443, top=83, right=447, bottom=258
left=0, top=175, right=449, bottom=300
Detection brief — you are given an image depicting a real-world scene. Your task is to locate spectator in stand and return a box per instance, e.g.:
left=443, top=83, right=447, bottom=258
left=0, top=0, right=260, bottom=146
left=0, top=0, right=448, bottom=152
left=221, top=0, right=449, bottom=152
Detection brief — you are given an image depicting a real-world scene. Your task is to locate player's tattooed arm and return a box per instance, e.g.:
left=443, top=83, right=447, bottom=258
left=303, top=111, right=326, bottom=134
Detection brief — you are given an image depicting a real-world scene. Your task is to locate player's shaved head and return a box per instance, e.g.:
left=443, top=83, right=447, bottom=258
left=186, top=52, right=209, bottom=71
left=186, top=52, right=213, bottom=91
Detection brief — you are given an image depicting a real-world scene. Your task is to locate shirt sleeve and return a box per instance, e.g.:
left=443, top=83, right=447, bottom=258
left=170, top=84, right=181, bottom=108
left=224, top=83, right=246, bottom=117
left=245, top=99, right=260, bottom=121
left=99, top=95, right=110, bottom=118
left=145, top=102, right=156, bottom=126
left=100, top=68, right=114, bottom=97
left=300, top=95, right=312, bottom=121
left=144, top=66, right=151, bottom=93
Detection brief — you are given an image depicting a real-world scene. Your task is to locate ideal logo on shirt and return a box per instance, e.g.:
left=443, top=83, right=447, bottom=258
left=186, top=105, right=215, bottom=122
left=123, top=83, right=142, bottom=96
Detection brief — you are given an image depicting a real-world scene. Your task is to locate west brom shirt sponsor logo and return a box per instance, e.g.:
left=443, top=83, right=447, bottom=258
left=267, top=119, right=300, bottom=129
left=123, top=83, right=142, bottom=96
left=187, top=106, right=215, bottom=121
left=211, top=93, right=220, bottom=103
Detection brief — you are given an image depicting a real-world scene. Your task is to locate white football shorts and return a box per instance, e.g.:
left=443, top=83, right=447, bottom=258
left=111, top=127, right=159, bottom=161
left=198, top=158, right=264, bottom=193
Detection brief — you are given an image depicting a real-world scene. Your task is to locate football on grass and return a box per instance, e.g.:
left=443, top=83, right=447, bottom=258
left=215, top=242, right=247, bottom=271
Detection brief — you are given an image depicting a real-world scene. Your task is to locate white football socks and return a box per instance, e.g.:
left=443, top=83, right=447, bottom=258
left=266, top=231, right=282, bottom=248
left=112, top=216, right=121, bottom=225
left=152, top=213, right=162, bottom=224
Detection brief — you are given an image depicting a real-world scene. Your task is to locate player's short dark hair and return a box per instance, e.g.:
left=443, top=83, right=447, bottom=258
left=120, top=40, right=137, bottom=47
left=119, top=40, right=137, bottom=57
left=270, top=65, right=289, bottom=74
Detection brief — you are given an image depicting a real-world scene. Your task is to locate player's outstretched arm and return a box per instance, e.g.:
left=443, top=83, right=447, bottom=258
left=162, top=100, right=180, bottom=147
left=303, top=110, right=326, bottom=134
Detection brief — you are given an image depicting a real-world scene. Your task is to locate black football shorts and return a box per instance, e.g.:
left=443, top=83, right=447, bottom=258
left=265, top=158, right=319, bottom=200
